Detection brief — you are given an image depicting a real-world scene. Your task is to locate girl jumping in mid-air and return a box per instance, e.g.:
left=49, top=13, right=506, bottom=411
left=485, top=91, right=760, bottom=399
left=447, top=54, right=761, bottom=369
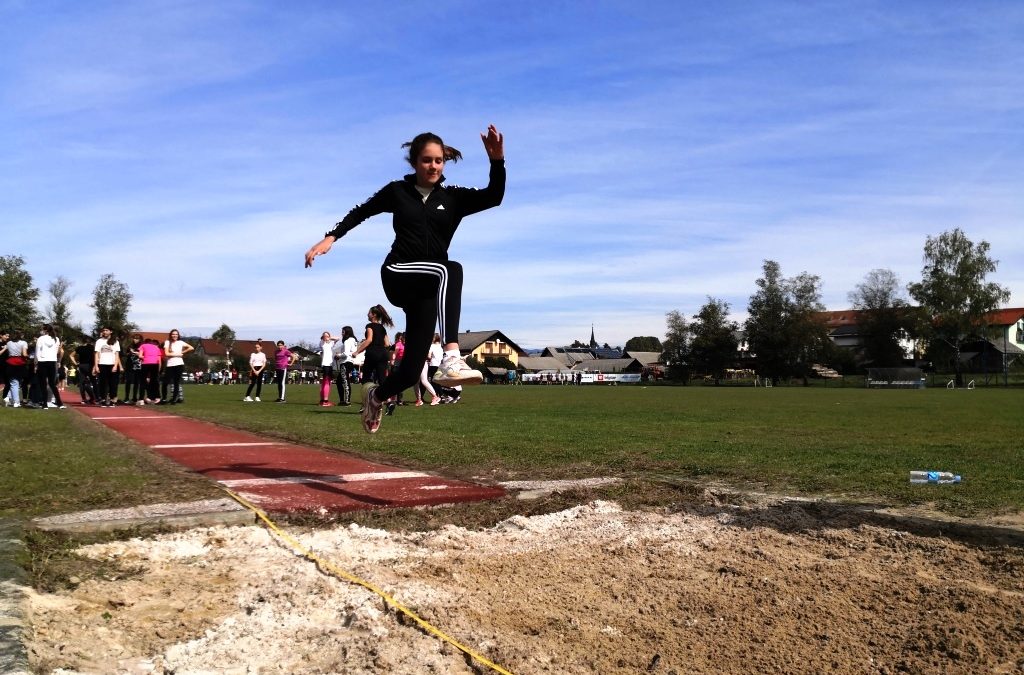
left=305, top=125, right=505, bottom=433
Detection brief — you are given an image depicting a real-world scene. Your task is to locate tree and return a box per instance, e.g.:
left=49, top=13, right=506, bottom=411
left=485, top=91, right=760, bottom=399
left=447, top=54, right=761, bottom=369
left=0, top=255, right=41, bottom=336
left=90, top=273, right=136, bottom=335
left=183, top=341, right=207, bottom=373
left=745, top=260, right=829, bottom=385
left=786, top=271, right=830, bottom=383
left=46, top=275, right=76, bottom=337
left=662, top=310, right=691, bottom=382
left=483, top=355, right=517, bottom=371
left=625, top=336, right=663, bottom=352
left=745, top=260, right=790, bottom=385
left=689, top=297, right=738, bottom=385
left=211, top=323, right=237, bottom=363
left=849, top=268, right=913, bottom=367
left=907, top=228, right=1010, bottom=385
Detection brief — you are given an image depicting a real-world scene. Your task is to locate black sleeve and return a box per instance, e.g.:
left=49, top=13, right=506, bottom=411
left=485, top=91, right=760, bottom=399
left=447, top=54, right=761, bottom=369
left=325, top=183, right=395, bottom=240
left=451, top=159, right=505, bottom=218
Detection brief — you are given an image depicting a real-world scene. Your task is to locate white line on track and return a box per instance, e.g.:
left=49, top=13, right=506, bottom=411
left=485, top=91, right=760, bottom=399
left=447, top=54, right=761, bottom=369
left=219, top=472, right=429, bottom=487
left=151, top=442, right=281, bottom=448
left=91, top=416, right=167, bottom=420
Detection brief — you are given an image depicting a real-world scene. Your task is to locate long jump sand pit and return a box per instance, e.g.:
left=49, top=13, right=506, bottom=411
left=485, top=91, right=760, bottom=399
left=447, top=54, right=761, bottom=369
left=26, top=495, right=1024, bottom=674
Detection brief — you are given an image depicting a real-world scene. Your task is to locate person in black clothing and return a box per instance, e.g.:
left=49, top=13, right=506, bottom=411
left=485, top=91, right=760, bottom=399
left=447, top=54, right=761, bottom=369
left=69, top=337, right=96, bottom=403
left=352, top=305, right=392, bottom=388
left=304, top=125, right=505, bottom=433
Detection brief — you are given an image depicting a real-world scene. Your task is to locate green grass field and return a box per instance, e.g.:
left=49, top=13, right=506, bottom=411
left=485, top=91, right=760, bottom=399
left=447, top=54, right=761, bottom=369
left=175, top=381, right=1023, bottom=515
left=0, top=405, right=222, bottom=519
left=3, top=382, right=1022, bottom=518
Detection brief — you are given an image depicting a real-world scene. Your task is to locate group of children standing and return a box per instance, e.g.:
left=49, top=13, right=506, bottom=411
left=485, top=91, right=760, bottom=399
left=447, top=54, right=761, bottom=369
left=72, top=328, right=194, bottom=407
left=242, top=340, right=297, bottom=403
left=0, top=326, right=194, bottom=408
left=239, top=304, right=462, bottom=412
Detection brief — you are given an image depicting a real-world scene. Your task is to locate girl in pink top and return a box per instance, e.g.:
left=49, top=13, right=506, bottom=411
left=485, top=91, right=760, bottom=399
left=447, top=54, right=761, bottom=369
left=138, top=338, right=163, bottom=404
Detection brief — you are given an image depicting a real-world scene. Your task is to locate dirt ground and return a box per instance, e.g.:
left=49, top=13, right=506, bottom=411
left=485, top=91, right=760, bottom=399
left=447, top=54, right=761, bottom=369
left=25, top=494, right=1024, bottom=675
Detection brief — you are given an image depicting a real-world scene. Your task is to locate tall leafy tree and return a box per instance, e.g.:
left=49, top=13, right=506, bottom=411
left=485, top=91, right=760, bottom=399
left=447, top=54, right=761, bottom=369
left=745, top=260, right=790, bottom=385
left=689, top=297, right=738, bottom=385
left=907, top=228, right=1010, bottom=385
left=745, top=260, right=829, bottom=385
left=786, top=271, right=830, bottom=382
left=0, top=255, right=41, bottom=335
left=662, top=310, right=692, bottom=382
left=849, top=268, right=913, bottom=367
left=90, top=273, right=136, bottom=336
left=211, top=324, right=236, bottom=358
left=46, top=275, right=76, bottom=337
left=624, top=336, right=663, bottom=352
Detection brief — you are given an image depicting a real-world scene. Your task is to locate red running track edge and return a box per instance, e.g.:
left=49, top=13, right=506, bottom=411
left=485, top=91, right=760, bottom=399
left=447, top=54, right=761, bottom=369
left=61, top=392, right=504, bottom=514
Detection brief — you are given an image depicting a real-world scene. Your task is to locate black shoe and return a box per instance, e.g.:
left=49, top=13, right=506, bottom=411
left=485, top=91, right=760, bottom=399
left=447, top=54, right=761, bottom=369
left=385, top=401, right=397, bottom=416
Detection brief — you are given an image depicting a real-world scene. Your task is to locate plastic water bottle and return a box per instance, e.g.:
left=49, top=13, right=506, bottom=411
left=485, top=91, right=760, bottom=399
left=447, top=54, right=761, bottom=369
left=909, top=471, right=962, bottom=484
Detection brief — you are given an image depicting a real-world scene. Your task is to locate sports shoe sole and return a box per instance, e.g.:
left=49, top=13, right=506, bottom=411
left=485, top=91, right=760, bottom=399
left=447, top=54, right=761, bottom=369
left=361, top=384, right=383, bottom=433
left=432, top=370, right=483, bottom=387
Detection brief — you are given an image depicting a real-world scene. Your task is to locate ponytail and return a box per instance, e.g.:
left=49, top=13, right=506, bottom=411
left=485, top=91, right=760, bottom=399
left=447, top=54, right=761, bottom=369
left=369, top=304, right=395, bottom=328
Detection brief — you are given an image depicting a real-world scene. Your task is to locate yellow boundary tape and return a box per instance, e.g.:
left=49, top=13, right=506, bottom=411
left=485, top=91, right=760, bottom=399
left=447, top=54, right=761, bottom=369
left=225, top=489, right=515, bottom=675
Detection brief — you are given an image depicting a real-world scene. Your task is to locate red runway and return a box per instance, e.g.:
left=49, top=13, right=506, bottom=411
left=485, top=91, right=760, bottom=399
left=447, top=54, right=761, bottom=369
left=63, top=393, right=504, bottom=514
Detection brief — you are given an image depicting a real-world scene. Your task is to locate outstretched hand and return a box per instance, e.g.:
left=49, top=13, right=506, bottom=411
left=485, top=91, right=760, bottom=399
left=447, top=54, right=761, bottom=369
left=480, top=124, right=503, bottom=160
left=304, top=236, right=335, bottom=268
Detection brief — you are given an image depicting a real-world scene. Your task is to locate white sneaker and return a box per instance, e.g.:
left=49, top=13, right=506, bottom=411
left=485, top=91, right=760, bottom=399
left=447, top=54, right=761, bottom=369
left=243, top=396, right=253, bottom=402
left=254, top=397, right=261, bottom=402
left=47, top=402, right=58, bottom=408
left=360, top=384, right=384, bottom=433
left=432, top=355, right=483, bottom=387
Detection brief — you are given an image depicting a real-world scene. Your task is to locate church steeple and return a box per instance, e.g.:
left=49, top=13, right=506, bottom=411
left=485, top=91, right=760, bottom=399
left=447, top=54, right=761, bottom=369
left=589, top=324, right=597, bottom=349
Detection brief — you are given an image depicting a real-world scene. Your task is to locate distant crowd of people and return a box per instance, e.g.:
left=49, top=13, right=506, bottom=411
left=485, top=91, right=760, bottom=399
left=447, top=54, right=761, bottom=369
left=244, top=305, right=464, bottom=413
left=0, top=318, right=473, bottom=413
left=0, top=326, right=199, bottom=409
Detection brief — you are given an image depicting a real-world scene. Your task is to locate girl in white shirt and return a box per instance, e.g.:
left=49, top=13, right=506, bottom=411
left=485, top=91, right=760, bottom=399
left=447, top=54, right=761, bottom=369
left=34, top=324, right=64, bottom=408
left=244, top=342, right=267, bottom=402
left=318, top=331, right=338, bottom=406
left=161, top=328, right=194, bottom=405
left=92, top=326, right=122, bottom=407
left=332, top=326, right=358, bottom=406
left=416, top=333, right=443, bottom=406
left=1, top=332, right=29, bottom=407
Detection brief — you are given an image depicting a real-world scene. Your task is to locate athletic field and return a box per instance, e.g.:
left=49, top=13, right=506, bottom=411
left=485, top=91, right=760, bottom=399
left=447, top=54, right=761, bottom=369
left=167, top=382, right=1024, bottom=516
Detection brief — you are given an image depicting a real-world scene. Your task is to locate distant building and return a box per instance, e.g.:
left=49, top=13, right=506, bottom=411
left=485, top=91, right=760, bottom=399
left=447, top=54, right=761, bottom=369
left=818, top=309, right=917, bottom=361
left=456, top=330, right=527, bottom=366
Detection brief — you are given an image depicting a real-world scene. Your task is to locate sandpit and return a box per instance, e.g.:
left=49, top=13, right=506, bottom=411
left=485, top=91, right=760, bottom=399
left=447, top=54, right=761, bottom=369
left=26, top=498, right=1024, bottom=674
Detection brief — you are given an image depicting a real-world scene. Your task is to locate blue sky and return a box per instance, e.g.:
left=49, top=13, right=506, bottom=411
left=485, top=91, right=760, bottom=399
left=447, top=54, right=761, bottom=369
left=3, top=1, right=1022, bottom=349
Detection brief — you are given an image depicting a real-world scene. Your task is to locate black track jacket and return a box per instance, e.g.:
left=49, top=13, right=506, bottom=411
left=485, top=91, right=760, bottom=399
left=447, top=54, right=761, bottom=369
left=326, top=159, right=505, bottom=265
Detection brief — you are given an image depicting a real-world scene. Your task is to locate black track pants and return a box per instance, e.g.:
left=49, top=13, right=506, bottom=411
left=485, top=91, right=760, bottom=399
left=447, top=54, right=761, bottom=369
left=377, top=260, right=463, bottom=401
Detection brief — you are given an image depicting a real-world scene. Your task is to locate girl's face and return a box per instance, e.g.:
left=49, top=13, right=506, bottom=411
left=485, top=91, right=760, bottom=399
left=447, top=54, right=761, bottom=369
left=321, top=332, right=330, bottom=341
left=170, top=331, right=179, bottom=340
left=414, top=142, right=445, bottom=188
